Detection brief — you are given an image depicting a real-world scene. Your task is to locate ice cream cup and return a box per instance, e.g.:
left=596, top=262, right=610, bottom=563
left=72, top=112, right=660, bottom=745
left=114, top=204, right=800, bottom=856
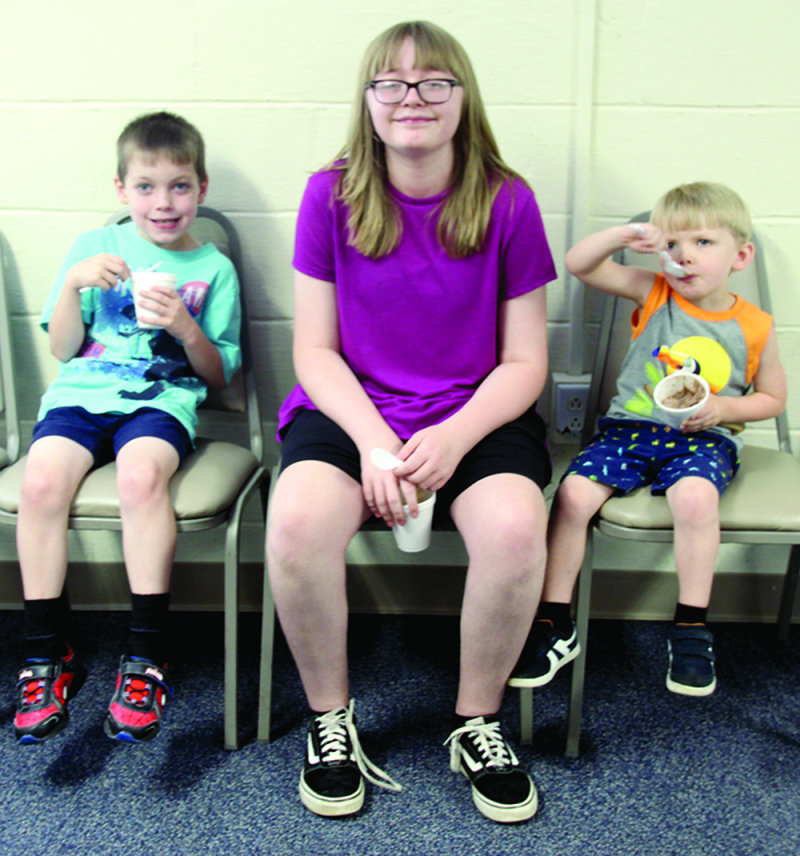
left=653, top=372, right=710, bottom=429
left=131, top=272, right=179, bottom=329
left=392, top=489, right=436, bottom=553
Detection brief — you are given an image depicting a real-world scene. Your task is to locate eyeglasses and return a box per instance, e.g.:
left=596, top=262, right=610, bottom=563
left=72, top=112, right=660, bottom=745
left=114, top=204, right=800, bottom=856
left=366, top=78, right=461, bottom=104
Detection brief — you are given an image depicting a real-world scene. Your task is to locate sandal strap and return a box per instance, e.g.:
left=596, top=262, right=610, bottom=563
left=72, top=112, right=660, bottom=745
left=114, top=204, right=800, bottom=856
left=17, top=661, right=60, bottom=687
left=670, top=626, right=716, bottom=662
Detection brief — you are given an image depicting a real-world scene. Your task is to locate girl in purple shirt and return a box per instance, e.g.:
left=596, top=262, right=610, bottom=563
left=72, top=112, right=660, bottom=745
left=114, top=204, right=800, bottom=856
left=267, top=20, right=556, bottom=823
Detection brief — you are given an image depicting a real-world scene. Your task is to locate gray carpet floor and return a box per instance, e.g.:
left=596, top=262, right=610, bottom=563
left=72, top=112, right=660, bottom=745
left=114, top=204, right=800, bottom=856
left=0, top=610, right=799, bottom=856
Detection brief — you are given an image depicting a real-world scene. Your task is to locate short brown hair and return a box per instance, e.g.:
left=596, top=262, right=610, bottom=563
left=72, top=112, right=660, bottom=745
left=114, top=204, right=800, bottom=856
left=117, top=112, right=206, bottom=184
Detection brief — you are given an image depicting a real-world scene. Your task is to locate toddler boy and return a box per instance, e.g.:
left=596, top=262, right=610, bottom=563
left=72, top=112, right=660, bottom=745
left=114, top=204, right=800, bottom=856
left=510, top=182, right=786, bottom=696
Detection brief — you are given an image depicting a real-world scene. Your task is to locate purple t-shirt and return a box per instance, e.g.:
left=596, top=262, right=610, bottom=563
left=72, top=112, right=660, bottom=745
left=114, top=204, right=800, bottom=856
left=277, top=169, right=556, bottom=440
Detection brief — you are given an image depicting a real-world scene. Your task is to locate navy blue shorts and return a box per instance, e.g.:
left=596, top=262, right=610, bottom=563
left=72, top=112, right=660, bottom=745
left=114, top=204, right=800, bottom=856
left=279, top=406, right=552, bottom=526
left=32, top=407, right=192, bottom=467
left=565, top=418, right=739, bottom=496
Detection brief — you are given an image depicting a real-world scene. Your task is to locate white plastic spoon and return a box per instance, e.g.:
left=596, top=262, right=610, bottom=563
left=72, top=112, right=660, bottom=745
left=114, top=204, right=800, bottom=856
left=631, top=224, right=688, bottom=278
left=370, top=448, right=404, bottom=471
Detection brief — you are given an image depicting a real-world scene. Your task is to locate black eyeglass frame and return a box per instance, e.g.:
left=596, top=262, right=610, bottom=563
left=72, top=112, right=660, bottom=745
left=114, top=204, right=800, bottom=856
left=365, top=78, right=462, bottom=104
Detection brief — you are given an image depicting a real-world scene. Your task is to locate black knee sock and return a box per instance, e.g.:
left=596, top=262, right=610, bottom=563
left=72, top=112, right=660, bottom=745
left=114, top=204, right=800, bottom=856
left=674, top=603, right=708, bottom=625
left=126, top=593, right=170, bottom=666
left=535, top=601, right=573, bottom=634
left=23, top=590, right=72, bottom=661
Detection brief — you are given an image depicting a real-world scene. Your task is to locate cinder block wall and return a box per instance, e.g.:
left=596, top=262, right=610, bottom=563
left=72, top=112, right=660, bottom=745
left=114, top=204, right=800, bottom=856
left=0, top=0, right=798, bottom=613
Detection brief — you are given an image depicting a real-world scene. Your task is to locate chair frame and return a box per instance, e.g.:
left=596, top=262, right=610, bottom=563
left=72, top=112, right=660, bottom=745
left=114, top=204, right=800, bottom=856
left=0, top=206, right=267, bottom=749
left=561, top=216, right=800, bottom=757
left=0, top=231, right=21, bottom=467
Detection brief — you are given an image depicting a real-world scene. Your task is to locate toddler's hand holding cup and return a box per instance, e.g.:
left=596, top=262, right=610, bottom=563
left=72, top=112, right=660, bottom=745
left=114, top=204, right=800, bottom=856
left=654, top=372, right=710, bottom=429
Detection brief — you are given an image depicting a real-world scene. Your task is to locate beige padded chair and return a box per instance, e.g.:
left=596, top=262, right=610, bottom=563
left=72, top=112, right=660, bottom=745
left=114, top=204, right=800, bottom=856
left=0, top=206, right=268, bottom=750
left=518, top=213, right=800, bottom=757
left=0, top=230, right=21, bottom=471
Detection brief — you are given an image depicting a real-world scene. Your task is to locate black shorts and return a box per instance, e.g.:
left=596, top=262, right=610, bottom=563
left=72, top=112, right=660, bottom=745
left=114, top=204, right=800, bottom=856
left=279, top=406, right=552, bottom=525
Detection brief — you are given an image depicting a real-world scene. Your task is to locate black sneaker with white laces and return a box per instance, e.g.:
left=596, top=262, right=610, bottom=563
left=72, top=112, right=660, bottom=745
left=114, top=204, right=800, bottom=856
left=299, top=699, right=401, bottom=817
left=508, top=619, right=581, bottom=688
left=445, top=715, right=537, bottom=823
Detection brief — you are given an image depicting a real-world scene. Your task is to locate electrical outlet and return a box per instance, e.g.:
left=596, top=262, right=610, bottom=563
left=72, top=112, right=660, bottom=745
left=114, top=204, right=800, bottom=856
left=551, top=373, right=592, bottom=442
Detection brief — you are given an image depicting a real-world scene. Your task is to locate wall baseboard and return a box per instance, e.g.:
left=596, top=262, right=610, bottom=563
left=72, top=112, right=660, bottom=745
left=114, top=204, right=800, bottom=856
left=0, top=562, right=797, bottom=625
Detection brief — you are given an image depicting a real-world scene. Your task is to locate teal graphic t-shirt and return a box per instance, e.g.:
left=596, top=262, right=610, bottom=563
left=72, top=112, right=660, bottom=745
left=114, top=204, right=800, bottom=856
left=39, top=221, right=241, bottom=442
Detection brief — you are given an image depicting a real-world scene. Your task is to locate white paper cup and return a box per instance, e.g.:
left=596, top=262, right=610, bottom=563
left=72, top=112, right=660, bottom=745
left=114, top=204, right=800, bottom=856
left=131, top=272, right=178, bottom=329
left=392, top=489, right=436, bottom=553
left=653, top=372, right=710, bottom=428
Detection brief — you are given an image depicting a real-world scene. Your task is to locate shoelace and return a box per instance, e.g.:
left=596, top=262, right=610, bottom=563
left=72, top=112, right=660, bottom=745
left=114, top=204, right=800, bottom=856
left=123, top=677, right=152, bottom=707
left=21, top=680, right=46, bottom=707
left=314, top=700, right=402, bottom=792
left=445, top=717, right=519, bottom=774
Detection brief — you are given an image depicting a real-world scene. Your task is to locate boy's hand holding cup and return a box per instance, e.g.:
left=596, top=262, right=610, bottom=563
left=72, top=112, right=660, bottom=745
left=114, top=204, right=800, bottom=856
left=131, top=271, right=180, bottom=329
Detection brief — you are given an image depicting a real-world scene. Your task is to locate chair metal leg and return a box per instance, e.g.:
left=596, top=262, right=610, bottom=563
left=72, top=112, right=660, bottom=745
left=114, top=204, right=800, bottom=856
left=223, top=513, right=240, bottom=751
left=222, top=470, right=265, bottom=751
left=566, top=528, right=594, bottom=758
left=778, top=543, right=800, bottom=642
left=257, top=572, right=275, bottom=743
left=519, top=688, right=533, bottom=745
left=257, top=466, right=278, bottom=744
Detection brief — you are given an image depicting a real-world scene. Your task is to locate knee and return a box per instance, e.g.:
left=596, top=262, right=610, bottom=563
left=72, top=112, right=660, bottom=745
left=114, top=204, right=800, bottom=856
left=117, top=460, right=170, bottom=507
left=20, top=461, right=75, bottom=513
left=267, top=499, right=337, bottom=575
left=556, top=475, right=606, bottom=524
left=669, top=480, right=719, bottom=528
left=473, top=506, right=546, bottom=573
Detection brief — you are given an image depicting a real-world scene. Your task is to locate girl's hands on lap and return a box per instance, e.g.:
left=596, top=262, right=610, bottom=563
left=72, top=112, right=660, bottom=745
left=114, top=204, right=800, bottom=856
left=66, top=254, right=131, bottom=292
left=361, top=455, right=419, bottom=528
left=393, top=422, right=466, bottom=493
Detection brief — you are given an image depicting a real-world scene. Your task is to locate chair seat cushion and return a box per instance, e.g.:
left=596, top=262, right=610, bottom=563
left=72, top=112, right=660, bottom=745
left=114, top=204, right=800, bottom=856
left=0, top=439, right=258, bottom=520
left=599, top=444, right=800, bottom=532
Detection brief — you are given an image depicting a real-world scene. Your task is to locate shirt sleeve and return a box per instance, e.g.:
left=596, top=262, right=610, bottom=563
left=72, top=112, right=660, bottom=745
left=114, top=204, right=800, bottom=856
left=500, top=182, right=558, bottom=301
left=292, top=171, right=339, bottom=283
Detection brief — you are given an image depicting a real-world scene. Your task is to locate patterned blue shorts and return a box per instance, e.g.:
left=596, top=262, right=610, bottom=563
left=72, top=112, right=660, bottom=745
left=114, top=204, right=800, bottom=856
left=565, top=418, right=739, bottom=496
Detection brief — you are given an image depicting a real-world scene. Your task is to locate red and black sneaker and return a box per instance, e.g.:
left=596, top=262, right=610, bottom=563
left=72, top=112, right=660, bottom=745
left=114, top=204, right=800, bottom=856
left=104, top=657, right=171, bottom=743
left=15, top=646, right=87, bottom=744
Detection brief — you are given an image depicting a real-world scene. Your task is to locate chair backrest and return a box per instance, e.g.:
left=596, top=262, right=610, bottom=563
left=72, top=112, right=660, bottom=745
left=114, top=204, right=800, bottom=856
left=581, top=212, right=791, bottom=454
left=104, top=206, right=264, bottom=463
left=0, top=231, right=21, bottom=465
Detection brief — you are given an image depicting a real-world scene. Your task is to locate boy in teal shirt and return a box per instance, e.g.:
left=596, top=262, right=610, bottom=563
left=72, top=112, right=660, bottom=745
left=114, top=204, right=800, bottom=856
left=14, top=112, right=241, bottom=744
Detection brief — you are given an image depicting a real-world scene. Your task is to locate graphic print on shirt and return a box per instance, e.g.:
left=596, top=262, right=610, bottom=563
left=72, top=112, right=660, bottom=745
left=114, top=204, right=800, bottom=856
left=68, top=280, right=212, bottom=402
left=623, top=335, right=733, bottom=418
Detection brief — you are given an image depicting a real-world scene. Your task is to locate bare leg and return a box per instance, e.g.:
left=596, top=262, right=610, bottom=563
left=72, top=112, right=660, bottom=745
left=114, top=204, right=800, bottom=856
left=541, top=475, right=615, bottom=603
left=450, top=474, right=548, bottom=717
left=666, top=477, right=720, bottom=608
left=115, top=437, right=180, bottom=594
left=17, top=437, right=94, bottom=600
left=266, top=461, right=368, bottom=712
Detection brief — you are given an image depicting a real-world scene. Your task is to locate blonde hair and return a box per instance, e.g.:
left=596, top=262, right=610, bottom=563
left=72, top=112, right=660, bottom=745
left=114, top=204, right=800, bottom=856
left=331, top=21, right=524, bottom=259
left=651, top=182, right=752, bottom=244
